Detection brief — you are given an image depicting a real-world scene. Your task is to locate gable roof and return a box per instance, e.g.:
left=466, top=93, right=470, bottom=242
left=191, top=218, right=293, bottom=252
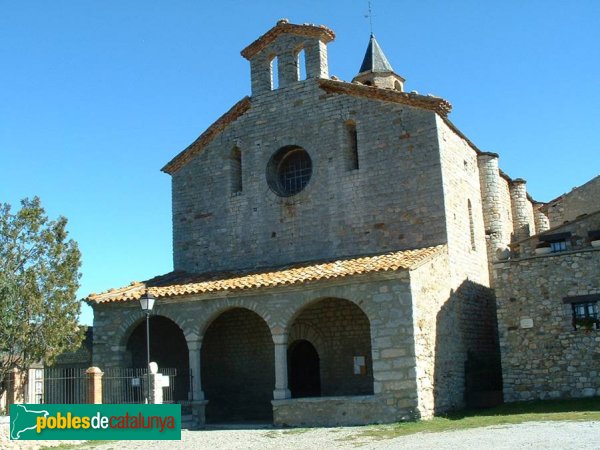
left=85, top=245, right=445, bottom=304
left=241, top=20, right=335, bottom=60
left=161, top=96, right=251, bottom=174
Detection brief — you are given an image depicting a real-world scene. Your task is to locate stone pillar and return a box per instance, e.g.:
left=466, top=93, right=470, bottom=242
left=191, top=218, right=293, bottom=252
left=86, top=367, right=104, bottom=404
left=533, top=205, right=550, bottom=234
left=272, top=334, right=291, bottom=400
left=278, top=50, right=297, bottom=88
left=478, top=152, right=505, bottom=282
left=187, top=339, right=205, bottom=401
left=510, top=178, right=532, bottom=242
left=250, top=56, right=272, bottom=96
left=305, top=40, right=329, bottom=79
left=148, top=363, right=163, bottom=405
left=187, top=338, right=208, bottom=428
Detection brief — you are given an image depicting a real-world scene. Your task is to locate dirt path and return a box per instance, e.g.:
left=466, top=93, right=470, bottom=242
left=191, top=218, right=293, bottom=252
left=2, top=420, right=599, bottom=449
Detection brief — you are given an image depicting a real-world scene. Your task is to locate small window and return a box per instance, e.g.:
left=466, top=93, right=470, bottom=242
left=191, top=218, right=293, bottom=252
left=551, top=240, right=567, bottom=253
left=468, top=200, right=476, bottom=251
left=345, top=121, right=359, bottom=171
left=571, top=302, right=598, bottom=331
left=230, top=146, right=242, bottom=194
left=296, top=48, right=306, bottom=81
left=270, top=56, right=279, bottom=90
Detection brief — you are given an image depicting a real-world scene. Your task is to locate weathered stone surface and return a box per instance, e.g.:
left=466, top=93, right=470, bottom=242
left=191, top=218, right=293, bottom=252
left=495, top=248, right=600, bottom=402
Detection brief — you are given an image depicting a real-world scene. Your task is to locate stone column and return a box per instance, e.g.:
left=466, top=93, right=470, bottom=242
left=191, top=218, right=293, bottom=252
left=478, top=152, right=505, bottom=282
left=272, top=334, right=291, bottom=400
left=86, top=367, right=104, bottom=404
left=533, top=205, right=550, bottom=234
left=187, top=339, right=205, bottom=401
left=278, top=50, right=297, bottom=88
left=510, top=178, right=532, bottom=242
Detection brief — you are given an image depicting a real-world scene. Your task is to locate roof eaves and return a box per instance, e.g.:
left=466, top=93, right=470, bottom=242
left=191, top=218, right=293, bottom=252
left=161, top=96, right=251, bottom=175
left=241, top=22, right=335, bottom=60
left=318, top=79, right=452, bottom=117
left=86, top=245, right=446, bottom=304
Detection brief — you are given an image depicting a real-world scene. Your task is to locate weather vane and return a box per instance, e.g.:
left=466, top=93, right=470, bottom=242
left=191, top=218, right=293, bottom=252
left=365, top=1, right=374, bottom=35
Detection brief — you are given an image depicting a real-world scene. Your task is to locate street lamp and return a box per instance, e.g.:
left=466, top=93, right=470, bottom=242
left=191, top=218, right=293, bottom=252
left=139, top=292, right=155, bottom=403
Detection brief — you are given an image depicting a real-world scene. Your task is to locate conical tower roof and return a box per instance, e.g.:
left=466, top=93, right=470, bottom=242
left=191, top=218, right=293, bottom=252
left=358, top=34, right=394, bottom=74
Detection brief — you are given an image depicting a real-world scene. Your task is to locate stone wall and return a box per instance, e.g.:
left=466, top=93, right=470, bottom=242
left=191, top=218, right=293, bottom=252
left=410, top=249, right=499, bottom=416
left=171, top=79, right=447, bottom=274
left=290, top=298, right=373, bottom=396
left=495, top=248, right=600, bottom=402
left=436, top=116, right=489, bottom=288
left=543, top=175, right=600, bottom=228
left=516, top=210, right=600, bottom=258
left=272, top=395, right=401, bottom=427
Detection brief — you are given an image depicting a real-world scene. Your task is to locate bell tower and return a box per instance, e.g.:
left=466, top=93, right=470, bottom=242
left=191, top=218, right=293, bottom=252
left=352, top=34, right=405, bottom=91
left=241, top=19, right=335, bottom=96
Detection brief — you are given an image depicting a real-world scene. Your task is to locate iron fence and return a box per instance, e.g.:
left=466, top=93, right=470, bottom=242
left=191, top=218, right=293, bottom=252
left=43, top=367, right=88, bottom=404
left=102, top=367, right=178, bottom=404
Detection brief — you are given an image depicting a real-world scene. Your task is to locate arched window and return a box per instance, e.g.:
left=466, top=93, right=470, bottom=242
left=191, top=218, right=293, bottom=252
left=296, top=48, right=307, bottom=80
left=345, top=121, right=359, bottom=171
left=270, top=56, right=279, bottom=90
left=468, top=199, right=476, bottom=251
left=231, top=146, right=242, bottom=194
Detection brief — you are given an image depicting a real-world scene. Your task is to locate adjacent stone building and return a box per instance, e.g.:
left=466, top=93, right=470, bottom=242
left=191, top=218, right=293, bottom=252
left=495, top=179, right=600, bottom=402
left=86, top=20, right=557, bottom=426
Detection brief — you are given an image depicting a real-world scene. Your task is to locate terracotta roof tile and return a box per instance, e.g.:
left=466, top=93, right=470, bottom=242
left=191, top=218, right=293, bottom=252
left=86, top=245, right=445, bottom=304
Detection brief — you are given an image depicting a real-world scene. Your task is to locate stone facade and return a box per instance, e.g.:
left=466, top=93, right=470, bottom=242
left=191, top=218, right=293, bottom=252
left=496, top=175, right=600, bottom=403
left=86, top=20, right=560, bottom=425
left=541, top=175, right=600, bottom=228
left=496, top=248, right=600, bottom=401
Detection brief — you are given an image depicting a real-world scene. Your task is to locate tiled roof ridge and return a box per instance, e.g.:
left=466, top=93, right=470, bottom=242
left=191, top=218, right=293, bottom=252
left=318, top=78, right=452, bottom=117
left=162, top=96, right=251, bottom=174
left=241, top=20, right=335, bottom=60
left=86, top=245, right=446, bottom=304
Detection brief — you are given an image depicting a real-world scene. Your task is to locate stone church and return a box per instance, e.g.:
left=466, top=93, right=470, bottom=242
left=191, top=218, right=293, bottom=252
left=87, top=20, right=549, bottom=426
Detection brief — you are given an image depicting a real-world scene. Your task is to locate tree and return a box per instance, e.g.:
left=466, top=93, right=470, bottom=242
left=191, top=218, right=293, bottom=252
left=0, top=197, right=83, bottom=401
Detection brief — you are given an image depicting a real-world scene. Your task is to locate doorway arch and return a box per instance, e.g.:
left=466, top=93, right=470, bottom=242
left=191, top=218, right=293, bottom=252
left=287, top=298, right=374, bottom=396
left=288, top=339, right=321, bottom=398
left=125, top=315, right=190, bottom=402
left=201, top=308, right=274, bottom=423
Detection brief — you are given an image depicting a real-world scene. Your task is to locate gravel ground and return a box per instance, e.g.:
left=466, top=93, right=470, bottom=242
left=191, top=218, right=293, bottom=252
left=1, top=420, right=599, bottom=449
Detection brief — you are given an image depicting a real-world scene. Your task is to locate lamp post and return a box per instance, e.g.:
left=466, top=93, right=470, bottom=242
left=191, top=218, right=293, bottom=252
left=139, top=292, right=155, bottom=403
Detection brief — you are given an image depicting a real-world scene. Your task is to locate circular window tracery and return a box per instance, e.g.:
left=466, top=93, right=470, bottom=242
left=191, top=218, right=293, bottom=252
left=267, top=146, right=312, bottom=197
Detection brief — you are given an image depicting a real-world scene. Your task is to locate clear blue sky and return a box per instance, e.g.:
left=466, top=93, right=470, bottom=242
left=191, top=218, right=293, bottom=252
left=2, top=1, right=599, bottom=325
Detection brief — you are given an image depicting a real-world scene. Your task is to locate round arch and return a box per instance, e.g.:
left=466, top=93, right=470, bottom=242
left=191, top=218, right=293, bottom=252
left=286, top=297, right=374, bottom=397
left=201, top=307, right=274, bottom=423
left=196, top=301, right=275, bottom=339
left=125, top=315, right=190, bottom=402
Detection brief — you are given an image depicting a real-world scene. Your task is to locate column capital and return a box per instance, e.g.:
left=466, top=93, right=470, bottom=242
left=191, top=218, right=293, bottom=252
left=272, top=333, right=288, bottom=345
left=186, top=338, right=203, bottom=351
